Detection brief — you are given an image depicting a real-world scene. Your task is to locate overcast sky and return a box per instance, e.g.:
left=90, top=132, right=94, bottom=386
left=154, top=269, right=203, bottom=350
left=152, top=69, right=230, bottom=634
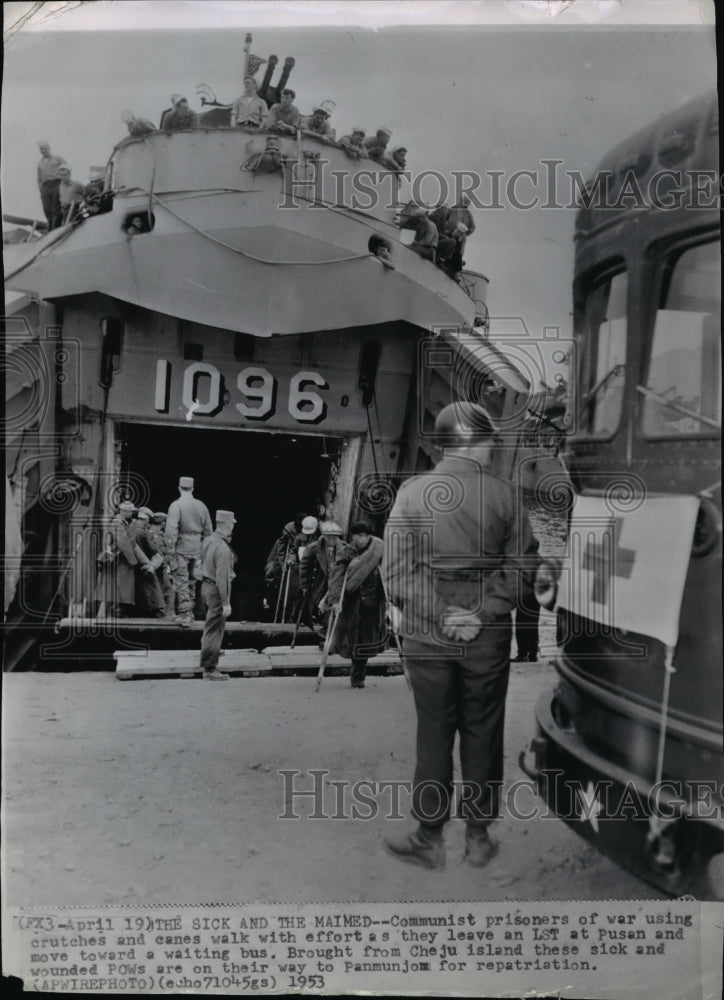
left=2, top=1, right=716, bottom=385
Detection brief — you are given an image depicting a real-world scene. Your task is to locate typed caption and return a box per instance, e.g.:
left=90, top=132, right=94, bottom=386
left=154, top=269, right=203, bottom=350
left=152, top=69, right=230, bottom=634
left=5, top=899, right=720, bottom=997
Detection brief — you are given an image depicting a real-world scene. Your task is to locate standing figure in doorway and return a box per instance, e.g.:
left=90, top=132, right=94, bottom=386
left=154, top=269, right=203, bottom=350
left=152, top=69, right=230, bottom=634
left=95, top=501, right=154, bottom=618
left=130, top=507, right=166, bottom=617
left=198, top=509, right=237, bottom=681
left=165, top=476, right=213, bottom=627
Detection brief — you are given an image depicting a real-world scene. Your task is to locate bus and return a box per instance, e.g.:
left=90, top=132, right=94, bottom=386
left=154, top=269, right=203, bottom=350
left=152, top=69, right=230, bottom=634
left=522, top=91, right=722, bottom=897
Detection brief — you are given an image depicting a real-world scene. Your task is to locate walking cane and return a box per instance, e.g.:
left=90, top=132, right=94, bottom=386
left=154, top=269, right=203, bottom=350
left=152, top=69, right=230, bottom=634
left=274, top=542, right=291, bottom=622
left=290, top=596, right=305, bottom=650
left=280, top=559, right=293, bottom=622
left=378, top=575, right=411, bottom=691
left=315, top=567, right=348, bottom=692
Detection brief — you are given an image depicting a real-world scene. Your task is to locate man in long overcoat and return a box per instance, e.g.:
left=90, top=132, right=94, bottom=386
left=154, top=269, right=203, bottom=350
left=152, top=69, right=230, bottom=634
left=95, top=501, right=153, bottom=617
left=299, top=520, right=344, bottom=629
left=327, top=521, right=387, bottom=688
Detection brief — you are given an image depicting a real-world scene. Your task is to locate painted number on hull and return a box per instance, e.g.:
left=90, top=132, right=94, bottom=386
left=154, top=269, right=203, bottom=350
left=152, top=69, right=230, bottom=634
left=155, top=360, right=329, bottom=424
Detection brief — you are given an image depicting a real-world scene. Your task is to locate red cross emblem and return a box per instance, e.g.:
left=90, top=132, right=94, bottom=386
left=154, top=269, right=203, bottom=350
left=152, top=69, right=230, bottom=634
left=582, top=517, right=636, bottom=605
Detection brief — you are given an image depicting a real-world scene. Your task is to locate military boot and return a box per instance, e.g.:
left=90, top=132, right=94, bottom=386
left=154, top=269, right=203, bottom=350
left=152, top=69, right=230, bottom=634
left=383, top=825, right=445, bottom=869
left=463, top=827, right=499, bottom=868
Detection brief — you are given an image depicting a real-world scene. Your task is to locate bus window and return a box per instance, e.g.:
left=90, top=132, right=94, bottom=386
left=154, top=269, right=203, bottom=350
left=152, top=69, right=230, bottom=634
left=580, top=269, right=627, bottom=437
left=641, top=241, right=721, bottom=437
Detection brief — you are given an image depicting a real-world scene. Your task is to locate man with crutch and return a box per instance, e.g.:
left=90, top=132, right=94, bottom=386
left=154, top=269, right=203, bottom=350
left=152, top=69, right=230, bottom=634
left=321, top=521, right=387, bottom=689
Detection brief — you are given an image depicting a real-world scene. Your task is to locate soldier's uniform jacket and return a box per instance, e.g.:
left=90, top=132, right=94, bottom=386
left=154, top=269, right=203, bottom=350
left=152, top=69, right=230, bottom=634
left=383, top=454, right=539, bottom=650
left=146, top=523, right=170, bottom=571
left=128, top=521, right=160, bottom=567
left=299, top=535, right=341, bottom=597
left=165, top=493, right=212, bottom=558
left=264, top=521, right=298, bottom=583
left=199, top=531, right=236, bottom=604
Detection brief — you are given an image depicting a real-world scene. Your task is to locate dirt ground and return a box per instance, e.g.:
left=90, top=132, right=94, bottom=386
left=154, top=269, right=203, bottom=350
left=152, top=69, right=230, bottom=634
left=3, top=634, right=661, bottom=908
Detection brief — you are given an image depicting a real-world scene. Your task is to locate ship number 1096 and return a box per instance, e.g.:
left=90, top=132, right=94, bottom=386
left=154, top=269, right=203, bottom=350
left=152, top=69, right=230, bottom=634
left=154, top=359, right=330, bottom=424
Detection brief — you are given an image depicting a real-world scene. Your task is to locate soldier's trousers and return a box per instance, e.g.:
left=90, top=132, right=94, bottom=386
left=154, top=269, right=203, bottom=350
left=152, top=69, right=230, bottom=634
left=200, top=581, right=226, bottom=673
left=515, top=585, right=540, bottom=658
left=171, top=555, right=198, bottom=616
left=404, top=621, right=511, bottom=830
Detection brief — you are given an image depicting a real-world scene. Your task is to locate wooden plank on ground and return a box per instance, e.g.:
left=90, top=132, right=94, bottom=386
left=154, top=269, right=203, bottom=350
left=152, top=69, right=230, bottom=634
left=263, top=647, right=402, bottom=672
left=115, top=649, right=272, bottom=680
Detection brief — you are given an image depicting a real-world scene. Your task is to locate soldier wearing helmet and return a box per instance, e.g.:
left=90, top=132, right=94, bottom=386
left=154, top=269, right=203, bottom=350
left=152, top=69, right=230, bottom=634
left=382, top=401, right=539, bottom=870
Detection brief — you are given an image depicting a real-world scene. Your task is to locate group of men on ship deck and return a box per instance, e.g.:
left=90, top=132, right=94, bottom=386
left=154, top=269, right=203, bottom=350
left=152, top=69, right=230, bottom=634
left=117, top=81, right=409, bottom=173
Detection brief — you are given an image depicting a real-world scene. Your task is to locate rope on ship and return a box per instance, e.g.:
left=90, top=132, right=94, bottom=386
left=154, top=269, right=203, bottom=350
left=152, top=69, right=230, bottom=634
left=136, top=187, right=374, bottom=266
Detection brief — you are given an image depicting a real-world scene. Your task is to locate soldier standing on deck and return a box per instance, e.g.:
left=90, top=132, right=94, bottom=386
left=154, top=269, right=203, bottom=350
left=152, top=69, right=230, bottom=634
left=198, top=510, right=237, bottom=681
left=381, top=402, right=539, bottom=869
left=165, top=476, right=213, bottom=627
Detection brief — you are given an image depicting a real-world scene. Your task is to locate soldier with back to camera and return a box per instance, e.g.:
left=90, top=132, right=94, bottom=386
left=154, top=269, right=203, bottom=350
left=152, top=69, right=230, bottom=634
left=382, top=402, right=539, bottom=869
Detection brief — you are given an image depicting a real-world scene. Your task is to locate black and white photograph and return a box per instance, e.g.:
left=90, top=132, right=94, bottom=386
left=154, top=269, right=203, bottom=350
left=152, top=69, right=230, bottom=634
left=2, top=1, right=721, bottom=996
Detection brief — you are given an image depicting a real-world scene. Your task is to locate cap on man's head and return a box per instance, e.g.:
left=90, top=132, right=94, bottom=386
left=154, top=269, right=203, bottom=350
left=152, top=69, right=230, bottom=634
left=320, top=520, right=343, bottom=536
left=171, top=94, right=186, bottom=106
left=433, top=401, right=499, bottom=446
left=378, top=127, right=393, bottom=137
left=351, top=127, right=365, bottom=135
left=216, top=509, right=236, bottom=526
left=137, top=506, right=153, bottom=520
left=350, top=519, right=373, bottom=535
left=58, top=165, right=71, bottom=174
left=152, top=511, right=167, bottom=522
left=178, top=476, right=194, bottom=489
left=301, top=515, right=319, bottom=535
left=312, top=106, right=330, bottom=117
left=118, top=500, right=136, bottom=512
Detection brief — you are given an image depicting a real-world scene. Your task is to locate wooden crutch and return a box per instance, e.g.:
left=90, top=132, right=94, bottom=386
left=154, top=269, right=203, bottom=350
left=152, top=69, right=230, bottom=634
left=315, top=567, right=349, bottom=692
left=378, top=574, right=411, bottom=691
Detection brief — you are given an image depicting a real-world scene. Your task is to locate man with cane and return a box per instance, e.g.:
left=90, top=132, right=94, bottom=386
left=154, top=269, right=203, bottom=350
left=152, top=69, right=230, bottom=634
left=381, top=402, right=539, bottom=869
left=319, top=521, right=387, bottom=689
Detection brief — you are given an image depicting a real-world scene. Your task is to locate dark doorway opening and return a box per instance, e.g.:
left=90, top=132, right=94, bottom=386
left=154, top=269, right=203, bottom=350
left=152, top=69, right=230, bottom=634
left=118, top=422, right=339, bottom=620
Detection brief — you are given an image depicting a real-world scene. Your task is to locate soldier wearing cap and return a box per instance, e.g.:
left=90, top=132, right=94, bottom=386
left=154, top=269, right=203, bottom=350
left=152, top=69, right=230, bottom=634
left=301, top=106, right=336, bottom=143
left=95, top=500, right=154, bottom=618
left=130, top=507, right=166, bottom=617
left=382, top=401, right=539, bottom=870
left=198, top=510, right=237, bottom=681
left=299, top=520, right=344, bottom=628
left=166, top=476, right=213, bottom=627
